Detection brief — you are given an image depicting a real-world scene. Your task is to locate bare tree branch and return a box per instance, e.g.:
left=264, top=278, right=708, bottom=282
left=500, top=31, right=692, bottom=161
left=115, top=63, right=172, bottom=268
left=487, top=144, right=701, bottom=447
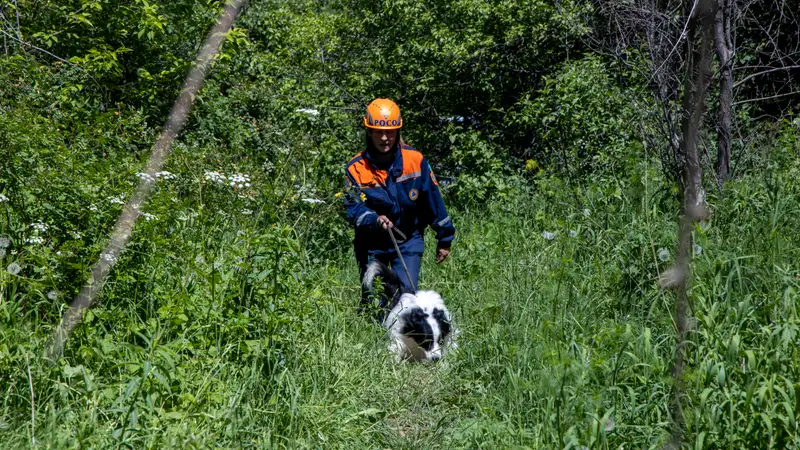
left=732, top=89, right=800, bottom=106
left=46, top=0, right=250, bottom=361
left=733, top=64, right=800, bottom=88
left=0, top=28, right=99, bottom=85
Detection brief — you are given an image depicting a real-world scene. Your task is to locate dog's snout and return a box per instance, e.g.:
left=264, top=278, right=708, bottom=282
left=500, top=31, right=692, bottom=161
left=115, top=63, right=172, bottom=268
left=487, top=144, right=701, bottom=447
left=429, top=353, right=442, bottom=362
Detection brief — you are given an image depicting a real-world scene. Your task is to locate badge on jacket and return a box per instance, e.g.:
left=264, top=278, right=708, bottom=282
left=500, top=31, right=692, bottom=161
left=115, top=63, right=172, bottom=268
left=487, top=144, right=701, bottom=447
left=409, top=189, right=419, bottom=201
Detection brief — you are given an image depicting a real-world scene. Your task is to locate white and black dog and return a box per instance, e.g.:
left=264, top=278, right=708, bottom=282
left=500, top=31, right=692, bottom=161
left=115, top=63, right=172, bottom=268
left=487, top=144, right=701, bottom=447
left=362, top=260, right=457, bottom=363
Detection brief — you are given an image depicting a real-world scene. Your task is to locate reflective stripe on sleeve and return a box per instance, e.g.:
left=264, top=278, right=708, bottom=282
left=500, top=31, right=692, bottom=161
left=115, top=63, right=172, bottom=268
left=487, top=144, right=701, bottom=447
left=396, top=171, right=421, bottom=183
left=356, top=211, right=376, bottom=227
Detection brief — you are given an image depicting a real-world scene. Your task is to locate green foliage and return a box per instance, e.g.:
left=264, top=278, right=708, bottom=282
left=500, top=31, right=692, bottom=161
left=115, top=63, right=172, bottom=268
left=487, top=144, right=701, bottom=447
left=2, top=0, right=800, bottom=448
left=512, top=55, right=636, bottom=177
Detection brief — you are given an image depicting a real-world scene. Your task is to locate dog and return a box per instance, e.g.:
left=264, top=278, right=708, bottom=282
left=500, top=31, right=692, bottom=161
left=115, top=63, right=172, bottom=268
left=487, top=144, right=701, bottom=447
left=362, top=260, right=457, bottom=363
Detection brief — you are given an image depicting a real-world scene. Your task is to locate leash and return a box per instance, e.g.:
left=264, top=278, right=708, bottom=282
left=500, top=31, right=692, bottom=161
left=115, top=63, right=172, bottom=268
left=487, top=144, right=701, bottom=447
left=386, top=227, right=417, bottom=292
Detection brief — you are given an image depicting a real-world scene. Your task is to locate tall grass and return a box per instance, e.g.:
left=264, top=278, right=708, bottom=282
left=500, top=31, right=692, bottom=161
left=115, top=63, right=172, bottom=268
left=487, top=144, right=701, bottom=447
left=2, top=135, right=799, bottom=448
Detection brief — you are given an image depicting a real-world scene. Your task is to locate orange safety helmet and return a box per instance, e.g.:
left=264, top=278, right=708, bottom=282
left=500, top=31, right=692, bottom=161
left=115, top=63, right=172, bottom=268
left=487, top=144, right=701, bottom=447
left=363, top=98, right=403, bottom=130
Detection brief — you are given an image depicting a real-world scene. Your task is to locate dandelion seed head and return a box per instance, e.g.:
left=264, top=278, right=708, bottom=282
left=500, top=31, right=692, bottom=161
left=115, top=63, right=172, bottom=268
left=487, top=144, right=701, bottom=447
left=541, top=231, right=555, bottom=240
left=658, top=248, right=670, bottom=262
left=0, top=237, right=9, bottom=248
left=693, top=243, right=703, bottom=256
left=583, top=208, right=591, bottom=217
left=0, top=249, right=5, bottom=259
left=568, top=230, right=578, bottom=238
left=47, top=290, right=58, bottom=300
left=7, top=262, right=21, bottom=275
left=604, top=417, right=615, bottom=432
left=195, top=255, right=205, bottom=264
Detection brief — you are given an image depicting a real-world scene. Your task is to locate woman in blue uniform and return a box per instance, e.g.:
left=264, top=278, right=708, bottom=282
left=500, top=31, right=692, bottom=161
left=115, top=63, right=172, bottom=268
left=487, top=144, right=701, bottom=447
left=343, top=98, right=455, bottom=309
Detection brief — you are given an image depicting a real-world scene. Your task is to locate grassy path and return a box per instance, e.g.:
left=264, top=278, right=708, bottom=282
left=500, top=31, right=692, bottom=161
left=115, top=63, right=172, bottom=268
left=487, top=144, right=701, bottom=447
left=279, top=205, right=676, bottom=448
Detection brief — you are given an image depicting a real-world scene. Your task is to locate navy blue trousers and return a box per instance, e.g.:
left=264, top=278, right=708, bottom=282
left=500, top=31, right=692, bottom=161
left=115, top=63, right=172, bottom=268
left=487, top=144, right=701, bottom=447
left=356, top=245, right=421, bottom=311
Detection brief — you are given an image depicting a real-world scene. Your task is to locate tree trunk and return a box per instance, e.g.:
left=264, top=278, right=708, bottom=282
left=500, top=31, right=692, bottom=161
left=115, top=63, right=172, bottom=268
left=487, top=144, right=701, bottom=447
left=666, top=0, right=715, bottom=448
left=715, top=0, right=734, bottom=188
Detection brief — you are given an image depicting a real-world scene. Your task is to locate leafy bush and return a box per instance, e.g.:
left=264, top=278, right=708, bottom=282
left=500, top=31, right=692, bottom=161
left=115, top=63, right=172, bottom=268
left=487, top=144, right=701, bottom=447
left=512, top=55, right=637, bottom=177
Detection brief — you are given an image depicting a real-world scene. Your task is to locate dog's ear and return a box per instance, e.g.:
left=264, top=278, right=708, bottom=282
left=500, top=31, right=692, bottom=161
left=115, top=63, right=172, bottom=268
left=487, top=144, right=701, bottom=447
left=432, top=308, right=452, bottom=338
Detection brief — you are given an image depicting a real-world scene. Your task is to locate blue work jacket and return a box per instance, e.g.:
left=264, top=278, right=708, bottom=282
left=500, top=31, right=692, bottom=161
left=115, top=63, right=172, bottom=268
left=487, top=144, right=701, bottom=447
left=344, top=144, right=455, bottom=256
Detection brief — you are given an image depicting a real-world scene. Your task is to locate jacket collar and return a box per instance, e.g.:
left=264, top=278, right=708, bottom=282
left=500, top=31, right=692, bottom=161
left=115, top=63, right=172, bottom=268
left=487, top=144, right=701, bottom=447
left=364, top=146, right=403, bottom=176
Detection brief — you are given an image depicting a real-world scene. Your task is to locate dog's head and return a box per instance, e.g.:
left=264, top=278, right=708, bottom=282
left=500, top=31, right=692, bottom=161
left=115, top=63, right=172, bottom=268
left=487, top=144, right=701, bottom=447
left=389, top=290, right=455, bottom=363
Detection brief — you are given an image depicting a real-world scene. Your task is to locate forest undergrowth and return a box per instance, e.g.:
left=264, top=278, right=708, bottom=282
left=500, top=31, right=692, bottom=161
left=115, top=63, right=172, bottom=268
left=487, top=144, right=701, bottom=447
left=2, top=132, right=799, bottom=448
left=2, top=0, right=800, bottom=447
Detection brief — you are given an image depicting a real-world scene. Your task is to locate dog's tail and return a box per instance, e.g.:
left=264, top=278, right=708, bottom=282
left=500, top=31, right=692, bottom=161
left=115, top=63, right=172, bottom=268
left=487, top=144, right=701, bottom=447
left=362, top=260, right=412, bottom=307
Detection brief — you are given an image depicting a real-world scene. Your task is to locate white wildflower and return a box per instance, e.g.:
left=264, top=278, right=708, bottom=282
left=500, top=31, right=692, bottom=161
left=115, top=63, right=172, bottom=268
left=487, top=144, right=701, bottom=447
left=295, top=108, right=320, bottom=116
left=194, top=255, right=205, bottom=264
left=541, top=231, right=555, bottom=240
left=204, top=171, right=227, bottom=184
left=658, top=248, right=670, bottom=262
left=109, top=195, right=125, bottom=205
left=693, top=243, right=703, bottom=256
left=0, top=249, right=5, bottom=259
left=568, top=230, right=578, bottom=238
left=240, top=209, right=253, bottom=215
left=228, top=173, right=251, bottom=189
left=583, top=208, right=591, bottom=217
left=26, top=236, right=45, bottom=244
left=70, top=231, right=82, bottom=239
left=302, top=198, right=325, bottom=204
left=136, top=172, right=156, bottom=183
left=155, top=171, right=176, bottom=180
left=7, top=262, right=21, bottom=275
left=263, top=161, right=275, bottom=173
left=139, top=212, right=157, bottom=221
left=0, top=194, right=8, bottom=203
left=0, top=236, right=9, bottom=248
left=47, top=290, right=58, bottom=300
left=31, top=222, right=49, bottom=233
left=88, top=205, right=99, bottom=212
left=101, top=253, right=117, bottom=263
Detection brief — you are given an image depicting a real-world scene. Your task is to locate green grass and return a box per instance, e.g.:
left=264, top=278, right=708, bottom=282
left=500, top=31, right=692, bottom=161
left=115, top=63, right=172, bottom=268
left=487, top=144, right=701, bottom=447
left=2, top=101, right=800, bottom=448
left=3, top=157, right=799, bottom=449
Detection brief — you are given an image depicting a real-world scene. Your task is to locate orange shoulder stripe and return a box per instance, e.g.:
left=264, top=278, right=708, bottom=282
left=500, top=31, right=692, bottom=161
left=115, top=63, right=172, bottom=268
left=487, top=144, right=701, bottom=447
left=348, top=158, right=387, bottom=186
left=401, top=148, right=424, bottom=177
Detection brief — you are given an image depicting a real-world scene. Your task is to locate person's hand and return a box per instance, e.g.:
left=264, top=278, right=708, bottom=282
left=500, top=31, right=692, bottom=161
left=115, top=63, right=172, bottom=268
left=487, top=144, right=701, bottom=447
left=436, top=247, right=450, bottom=264
left=377, top=215, right=394, bottom=230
